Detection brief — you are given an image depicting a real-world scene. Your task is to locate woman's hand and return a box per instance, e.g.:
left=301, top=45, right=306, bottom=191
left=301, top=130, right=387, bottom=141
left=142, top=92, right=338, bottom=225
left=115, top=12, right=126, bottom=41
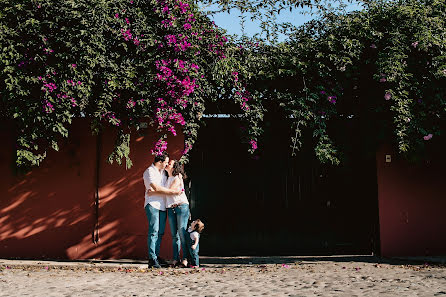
left=146, top=187, right=155, bottom=196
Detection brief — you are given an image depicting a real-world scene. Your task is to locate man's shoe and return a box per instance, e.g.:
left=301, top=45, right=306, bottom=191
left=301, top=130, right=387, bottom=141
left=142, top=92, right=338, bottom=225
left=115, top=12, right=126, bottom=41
left=157, top=257, right=168, bottom=267
left=148, top=258, right=161, bottom=269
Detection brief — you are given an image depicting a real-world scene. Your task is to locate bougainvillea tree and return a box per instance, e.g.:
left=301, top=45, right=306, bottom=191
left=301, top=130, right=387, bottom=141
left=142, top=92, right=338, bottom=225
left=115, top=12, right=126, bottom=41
left=0, top=0, right=263, bottom=168
left=235, top=0, right=446, bottom=164
left=1, top=0, right=445, bottom=168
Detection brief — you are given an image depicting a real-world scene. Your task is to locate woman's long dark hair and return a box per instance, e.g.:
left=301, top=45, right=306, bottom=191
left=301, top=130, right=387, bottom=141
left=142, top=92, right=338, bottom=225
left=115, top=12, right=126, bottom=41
left=172, top=160, right=187, bottom=179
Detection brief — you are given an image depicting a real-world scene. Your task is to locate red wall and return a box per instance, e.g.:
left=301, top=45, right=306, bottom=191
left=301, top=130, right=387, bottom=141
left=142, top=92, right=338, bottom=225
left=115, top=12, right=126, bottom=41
left=376, top=145, right=446, bottom=256
left=0, top=119, right=184, bottom=260
left=3, top=122, right=446, bottom=259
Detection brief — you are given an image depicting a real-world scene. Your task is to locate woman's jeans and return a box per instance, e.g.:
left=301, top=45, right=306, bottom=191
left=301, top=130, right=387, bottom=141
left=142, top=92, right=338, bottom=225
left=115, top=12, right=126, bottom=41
left=167, top=204, right=190, bottom=261
left=145, top=204, right=166, bottom=261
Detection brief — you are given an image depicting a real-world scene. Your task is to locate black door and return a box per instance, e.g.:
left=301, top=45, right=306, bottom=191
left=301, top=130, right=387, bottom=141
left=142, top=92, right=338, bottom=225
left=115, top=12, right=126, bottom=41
left=186, top=116, right=380, bottom=256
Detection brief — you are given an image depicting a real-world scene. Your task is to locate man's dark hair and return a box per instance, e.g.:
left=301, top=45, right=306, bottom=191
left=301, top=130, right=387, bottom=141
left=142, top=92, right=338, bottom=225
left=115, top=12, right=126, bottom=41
left=154, top=152, right=169, bottom=164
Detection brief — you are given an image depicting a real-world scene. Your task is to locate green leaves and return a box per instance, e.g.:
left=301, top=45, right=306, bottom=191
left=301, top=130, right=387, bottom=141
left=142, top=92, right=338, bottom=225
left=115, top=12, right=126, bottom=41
left=2, top=0, right=445, bottom=169
left=234, top=0, right=446, bottom=164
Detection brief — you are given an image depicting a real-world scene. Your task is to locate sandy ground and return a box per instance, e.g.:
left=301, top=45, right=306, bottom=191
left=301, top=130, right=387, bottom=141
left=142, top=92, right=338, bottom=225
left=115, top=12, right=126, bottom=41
left=1, top=256, right=445, bottom=297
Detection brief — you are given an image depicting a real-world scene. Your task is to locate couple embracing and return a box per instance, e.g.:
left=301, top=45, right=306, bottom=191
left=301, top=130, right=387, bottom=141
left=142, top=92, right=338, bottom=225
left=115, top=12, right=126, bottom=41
left=143, top=152, right=204, bottom=269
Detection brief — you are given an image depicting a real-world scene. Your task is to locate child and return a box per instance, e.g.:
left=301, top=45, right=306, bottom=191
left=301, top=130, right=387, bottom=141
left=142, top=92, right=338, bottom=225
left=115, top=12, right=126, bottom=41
left=187, top=219, right=205, bottom=268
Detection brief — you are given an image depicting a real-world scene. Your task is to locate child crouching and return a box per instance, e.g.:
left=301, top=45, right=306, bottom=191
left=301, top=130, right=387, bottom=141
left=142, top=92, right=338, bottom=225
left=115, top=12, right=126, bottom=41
left=187, top=219, right=204, bottom=268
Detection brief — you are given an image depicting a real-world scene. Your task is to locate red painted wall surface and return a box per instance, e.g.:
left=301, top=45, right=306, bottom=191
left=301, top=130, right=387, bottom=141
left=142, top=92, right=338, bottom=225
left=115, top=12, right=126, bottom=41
left=0, top=119, right=184, bottom=260
left=376, top=145, right=446, bottom=257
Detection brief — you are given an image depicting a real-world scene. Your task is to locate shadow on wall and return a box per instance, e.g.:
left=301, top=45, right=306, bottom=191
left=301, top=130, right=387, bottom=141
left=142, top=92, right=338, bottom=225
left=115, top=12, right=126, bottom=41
left=0, top=119, right=184, bottom=260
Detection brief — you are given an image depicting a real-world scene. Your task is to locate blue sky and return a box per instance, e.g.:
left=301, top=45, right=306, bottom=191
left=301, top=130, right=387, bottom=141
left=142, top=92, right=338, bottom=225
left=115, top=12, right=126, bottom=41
left=206, top=2, right=365, bottom=39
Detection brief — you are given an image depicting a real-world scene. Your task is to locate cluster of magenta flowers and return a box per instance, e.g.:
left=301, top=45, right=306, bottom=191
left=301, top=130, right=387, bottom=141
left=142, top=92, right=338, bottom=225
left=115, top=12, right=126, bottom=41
left=232, top=71, right=258, bottom=151
left=102, top=111, right=122, bottom=126
left=423, top=133, right=433, bottom=141
left=43, top=100, right=54, bottom=113
left=67, top=79, right=82, bottom=86
left=163, top=33, right=192, bottom=51
left=151, top=138, right=168, bottom=155
left=150, top=0, right=231, bottom=156
left=43, top=48, right=54, bottom=55
left=153, top=58, right=193, bottom=146
left=232, top=72, right=251, bottom=111
left=320, top=91, right=337, bottom=104
left=17, top=54, right=34, bottom=68
left=37, top=63, right=82, bottom=114
left=116, top=11, right=142, bottom=47
left=151, top=0, right=203, bottom=156
left=109, top=0, right=251, bottom=157
left=250, top=140, right=258, bottom=150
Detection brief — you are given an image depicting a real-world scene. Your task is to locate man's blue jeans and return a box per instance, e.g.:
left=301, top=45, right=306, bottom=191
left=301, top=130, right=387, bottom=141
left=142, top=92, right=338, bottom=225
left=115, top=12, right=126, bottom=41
left=145, top=204, right=166, bottom=260
left=167, top=204, right=190, bottom=261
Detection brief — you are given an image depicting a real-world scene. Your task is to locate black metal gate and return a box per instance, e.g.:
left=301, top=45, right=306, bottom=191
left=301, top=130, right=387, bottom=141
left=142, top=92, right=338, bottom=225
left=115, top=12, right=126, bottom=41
left=186, top=116, right=380, bottom=256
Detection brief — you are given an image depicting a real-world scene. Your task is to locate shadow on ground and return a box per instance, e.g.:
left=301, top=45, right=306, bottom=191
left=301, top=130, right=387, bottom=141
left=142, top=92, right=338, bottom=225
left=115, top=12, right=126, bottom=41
left=199, top=255, right=446, bottom=267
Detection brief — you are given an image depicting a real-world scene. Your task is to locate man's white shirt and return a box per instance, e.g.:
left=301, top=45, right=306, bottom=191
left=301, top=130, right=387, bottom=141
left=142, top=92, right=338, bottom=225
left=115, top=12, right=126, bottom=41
left=143, top=164, right=167, bottom=210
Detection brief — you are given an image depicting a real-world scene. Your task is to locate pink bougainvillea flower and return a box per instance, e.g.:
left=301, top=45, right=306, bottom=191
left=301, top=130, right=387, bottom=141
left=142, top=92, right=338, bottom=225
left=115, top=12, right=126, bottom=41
left=161, top=19, right=173, bottom=28
left=115, top=13, right=119, bottom=18
left=121, top=29, right=133, bottom=41
left=320, top=91, right=326, bottom=95
left=165, top=34, right=176, bottom=44
left=70, top=98, right=77, bottom=107
left=168, top=126, right=177, bottom=136
left=379, top=78, right=386, bottom=82
left=328, top=96, right=337, bottom=104
left=412, top=41, right=419, bottom=48
left=384, top=93, right=392, bottom=100
left=183, top=23, right=192, bottom=30
left=250, top=140, right=258, bottom=150
left=282, top=264, right=290, bottom=268
left=43, top=100, right=55, bottom=113
left=182, top=143, right=192, bottom=155
left=423, top=134, right=433, bottom=141
left=177, top=1, right=189, bottom=13
left=151, top=138, right=168, bottom=156
left=71, top=64, right=77, bottom=68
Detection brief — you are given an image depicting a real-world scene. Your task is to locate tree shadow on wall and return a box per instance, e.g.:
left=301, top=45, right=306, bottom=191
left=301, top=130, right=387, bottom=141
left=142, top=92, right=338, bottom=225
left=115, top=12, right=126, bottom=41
left=0, top=120, right=181, bottom=260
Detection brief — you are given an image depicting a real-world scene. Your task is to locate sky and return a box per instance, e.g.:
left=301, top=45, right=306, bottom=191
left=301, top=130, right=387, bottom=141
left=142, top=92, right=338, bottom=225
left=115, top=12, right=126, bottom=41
left=205, top=2, right=365, bottom=40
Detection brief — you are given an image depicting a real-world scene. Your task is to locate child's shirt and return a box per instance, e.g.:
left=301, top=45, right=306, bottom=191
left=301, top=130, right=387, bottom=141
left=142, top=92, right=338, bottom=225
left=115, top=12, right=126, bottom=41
left=188, top=227, right=199, bottom=243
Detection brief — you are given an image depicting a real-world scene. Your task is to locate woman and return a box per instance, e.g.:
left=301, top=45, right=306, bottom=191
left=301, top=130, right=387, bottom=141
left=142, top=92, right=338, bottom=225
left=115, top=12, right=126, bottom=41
left=147, top=159, right=190, bottom=267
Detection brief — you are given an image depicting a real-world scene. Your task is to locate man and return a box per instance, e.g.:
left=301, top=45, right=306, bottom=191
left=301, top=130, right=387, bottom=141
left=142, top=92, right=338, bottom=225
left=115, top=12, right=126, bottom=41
left=143, top=152, right=182, bottom=268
